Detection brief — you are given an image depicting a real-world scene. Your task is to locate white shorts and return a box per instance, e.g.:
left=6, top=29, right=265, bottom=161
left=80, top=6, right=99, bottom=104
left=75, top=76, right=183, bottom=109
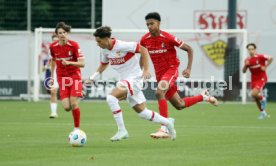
left=117, top=77, right=146, bottom=107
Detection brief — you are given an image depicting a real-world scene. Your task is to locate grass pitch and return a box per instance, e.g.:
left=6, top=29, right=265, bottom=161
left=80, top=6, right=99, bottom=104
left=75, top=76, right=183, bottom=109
left=0, top=101, right=276, bottom=166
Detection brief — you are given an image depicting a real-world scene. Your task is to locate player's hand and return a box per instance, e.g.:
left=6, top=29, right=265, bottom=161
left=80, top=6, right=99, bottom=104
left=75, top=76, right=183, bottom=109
left=182, top=68, right=191, bottom=78
left=84, top=78, right=93, bottom=86
left=61, top=59, right=71, bottom=66
left=142, top=70, right=151, bottom=79
left=261, top=66, right=267, bottom=71
left=48, top=77, right=54, bottom=87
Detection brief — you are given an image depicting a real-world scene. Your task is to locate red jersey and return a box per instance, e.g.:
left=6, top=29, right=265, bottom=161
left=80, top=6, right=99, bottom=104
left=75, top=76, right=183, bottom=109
left=140, top=31, right=184, bottom=77
left=246, top=54, right=269, bottom=82
left=50, top=40, right=84, bottom=79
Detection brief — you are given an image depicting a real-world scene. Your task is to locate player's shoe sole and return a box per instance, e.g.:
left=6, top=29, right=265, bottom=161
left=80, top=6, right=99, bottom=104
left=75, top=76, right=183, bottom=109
left=150, top=130, right=170, bottom=139
left=201, top=90, right=219, bottom=106
left=49, top=114, right=58, bottom=118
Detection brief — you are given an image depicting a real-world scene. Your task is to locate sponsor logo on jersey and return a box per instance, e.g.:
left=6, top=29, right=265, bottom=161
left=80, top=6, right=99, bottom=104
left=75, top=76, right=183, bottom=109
left=109, top=57, right=125, bottom=65
left=148, top=49, right=168, bottom=54
left=56, top=57, right=73, bottom=61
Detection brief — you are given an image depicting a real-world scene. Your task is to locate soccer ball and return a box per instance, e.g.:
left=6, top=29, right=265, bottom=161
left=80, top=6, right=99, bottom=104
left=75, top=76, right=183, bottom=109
left=68, top=129, right=87, bottom=147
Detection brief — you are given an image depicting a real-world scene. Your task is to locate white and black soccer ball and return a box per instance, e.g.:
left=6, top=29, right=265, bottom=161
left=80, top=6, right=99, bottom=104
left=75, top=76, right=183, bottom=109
left=68, top=129, right=87, bottom=147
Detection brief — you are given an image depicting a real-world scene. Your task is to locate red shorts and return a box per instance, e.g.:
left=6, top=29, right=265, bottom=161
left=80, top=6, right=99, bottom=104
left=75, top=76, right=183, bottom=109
left=58, top=76, right=83, bottom=100
left=251, top=78, right=267, bottom=91
left=157, top=67, right=178, bottom=100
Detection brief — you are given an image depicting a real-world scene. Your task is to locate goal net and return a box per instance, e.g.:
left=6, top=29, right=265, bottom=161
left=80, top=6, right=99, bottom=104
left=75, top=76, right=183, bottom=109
left=34, top=28, right=248, bottom=103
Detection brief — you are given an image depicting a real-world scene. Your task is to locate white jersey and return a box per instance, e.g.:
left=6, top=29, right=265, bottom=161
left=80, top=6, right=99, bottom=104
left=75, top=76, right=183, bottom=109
left=100, top=39, right=142, bottom=80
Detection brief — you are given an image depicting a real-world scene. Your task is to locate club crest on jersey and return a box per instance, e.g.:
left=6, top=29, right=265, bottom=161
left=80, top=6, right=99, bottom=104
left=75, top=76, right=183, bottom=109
left=161, top=43, right=165, bottom=48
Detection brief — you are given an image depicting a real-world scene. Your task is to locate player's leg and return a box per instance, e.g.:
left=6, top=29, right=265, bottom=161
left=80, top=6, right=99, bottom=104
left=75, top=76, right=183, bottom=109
left=251, top=88, right=267, bottom=119
left=69, top=78, right=83, bottom=130
left=69, top=96, right=81, bottom=130
left=151, top=69, right=176, bottom=137
left=168, top=88, right=218, bottom=110
left=108, top=82, right=128, bottom=141
left=153, top=80, right=170, bottom=136
left=132, top=102, right=176, bottom=140
left=49, top=87, right=58, bottom=118
left=61, top=98, right=71, bottom=111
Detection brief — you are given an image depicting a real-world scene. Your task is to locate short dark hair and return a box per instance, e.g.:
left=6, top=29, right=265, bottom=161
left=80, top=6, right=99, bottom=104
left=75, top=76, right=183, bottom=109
left=145, top=12, right=161, bottom=21
left=246, top=43, right=257, bottom=49
left=93, top=26, right=112, bottom=38
left=55, top=22, right=71, bottom=34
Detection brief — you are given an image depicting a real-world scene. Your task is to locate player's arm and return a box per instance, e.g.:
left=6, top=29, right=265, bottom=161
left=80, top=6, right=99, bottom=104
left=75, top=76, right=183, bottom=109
left=242, top=59, right=249, bottom=73
left=242, top=65, right=248, bottom=73
left=263, top=55, right=273, bottom=71
left=180, top=43, right=193, bottom=78
left=138, top=45, right=151, bottom=79
left=61, top=58, right=85, bottom=68
left=50, top=59, right=56, bottom=78
left=85, top=63, right=108, bottom=85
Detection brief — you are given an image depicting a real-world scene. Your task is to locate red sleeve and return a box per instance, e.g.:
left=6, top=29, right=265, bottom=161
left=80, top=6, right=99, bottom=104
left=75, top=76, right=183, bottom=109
left=261, top=54, right=270, bottom=60
left=167, top=33, right=184, bottom=47
left=74, top=42, right=84, bottom=59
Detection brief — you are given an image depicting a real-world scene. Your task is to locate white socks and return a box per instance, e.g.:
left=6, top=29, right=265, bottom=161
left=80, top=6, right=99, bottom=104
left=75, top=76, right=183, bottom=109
left=106, top=95, right=126, bottom=131
left=138, top=108, right=169, bottom=125
left=50, top=103, right=57, bottom=114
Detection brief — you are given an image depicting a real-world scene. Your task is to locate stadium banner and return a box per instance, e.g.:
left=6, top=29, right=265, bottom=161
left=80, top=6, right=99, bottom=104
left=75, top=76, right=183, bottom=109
left=0, top=81, right=27, bottom=98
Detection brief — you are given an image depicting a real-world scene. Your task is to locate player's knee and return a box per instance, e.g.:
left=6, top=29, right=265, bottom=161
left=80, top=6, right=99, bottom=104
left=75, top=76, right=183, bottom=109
left=155, top=90, right=164, bottom=98
left=70, top=103, right=78, bottom=110
left=251, top=91, right=259, bottom=98
left=173, top=100, right=185, bottom=110
left=64, top=106, right=71, bottom=112
left=175, top=103, right=185, bottom=110
left=158, top=81, right=169, bottom=90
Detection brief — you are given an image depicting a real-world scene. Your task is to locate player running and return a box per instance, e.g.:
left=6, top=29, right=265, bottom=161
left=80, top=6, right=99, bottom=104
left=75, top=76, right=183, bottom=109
left=49, top=22, right=85, bottom=131
left=140, top=12, right=218, bottom=139
left=86, top=26, right=176, bottom=141
left=243, top=43, right=273, bottom=119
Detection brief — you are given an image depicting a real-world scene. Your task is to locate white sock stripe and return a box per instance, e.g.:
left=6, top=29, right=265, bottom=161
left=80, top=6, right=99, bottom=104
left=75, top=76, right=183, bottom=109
left=112, top=109, right=122, bottom=115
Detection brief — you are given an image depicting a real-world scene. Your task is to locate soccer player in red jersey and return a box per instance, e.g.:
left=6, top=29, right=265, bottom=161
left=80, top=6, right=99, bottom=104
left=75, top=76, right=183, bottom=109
left=243, top=43, right=273, bottom=119
left=140, top=12, right=218, bottom=139
left=49, top=22, right=85, bottom=131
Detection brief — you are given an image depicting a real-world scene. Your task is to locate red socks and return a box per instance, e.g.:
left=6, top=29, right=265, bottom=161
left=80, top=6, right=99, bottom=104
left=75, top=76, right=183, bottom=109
left=158, top=99, right=168, bottom=118
left=72, top=108, right=80, bottom=128
left=183, top=95, right=203, bottom=108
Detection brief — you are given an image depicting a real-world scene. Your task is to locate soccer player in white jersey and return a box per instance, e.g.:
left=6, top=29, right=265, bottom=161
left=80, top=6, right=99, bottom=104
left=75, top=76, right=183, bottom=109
left=86, top=26, right=176, bottom=141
